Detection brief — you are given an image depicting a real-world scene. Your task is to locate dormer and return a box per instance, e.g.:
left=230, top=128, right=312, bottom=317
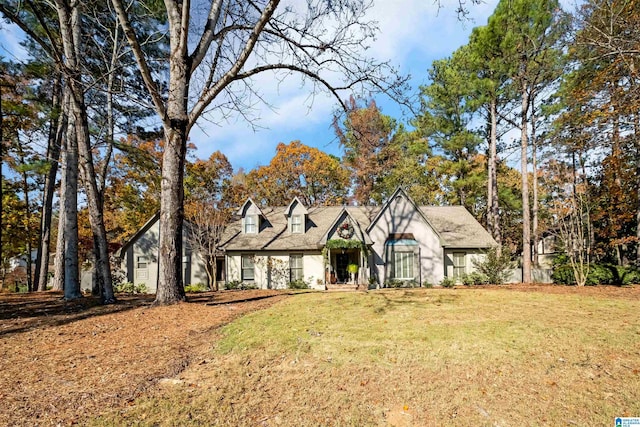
left=238, top=198, right=265, bottom=234
left=284, top=197, right=308, bottom=234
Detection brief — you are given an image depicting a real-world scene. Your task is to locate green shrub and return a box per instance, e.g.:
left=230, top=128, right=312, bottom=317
left=620, top=266, right=640, bottom=285
left=114, top=282, right=147, bottom=294
left=184, top=283, right=208, bottom=293
left=461, top=272, right=489, bottom=286
left=114, top=282, right=135, bottom=293
left=287, top=279, right=309, bottom=290
left=551, top=255, right=640, bottom=286
left=439, top=277, right=456, bottom=288
left=472, top=248, right=513, bottom=284
left=586, top=264, right=614, bottom=286
left=384, top=279, right=419, bottom=288
left=551, top=263, right=577, bottom=285
left=225, top=280, right=258, bottom=290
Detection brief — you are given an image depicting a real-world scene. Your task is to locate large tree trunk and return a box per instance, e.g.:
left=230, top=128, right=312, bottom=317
left=56, top=0, right=116, bottom=303
left=35, top=78, right=64, bottom=292
left=52, top=95, right=70, bottom=293
left=156, top=126, right=187, bottom=304
left=155, top=18, right=190, bottom=304
left=521, top=84, right=532, bottom=284
left=63, top=107, right=82, bottom=300
left=74, top=95, right=116, bottom=303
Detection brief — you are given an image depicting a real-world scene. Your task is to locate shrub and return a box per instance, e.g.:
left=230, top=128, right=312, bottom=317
left=384, top=279, right=419, bottom=288
left=461, top=272, right=489, bottom=286
left=551, top=255, right=640, bottom=286
left=184, top=283, right=208, bottom=293
left=114, top=282, right=148, bottom=294
left=114, top=282, right=135, bottom=293
left=472, top=248, right=513, bottom=285
left=620, top=266, right=640, bottom=285
left=439, top=277, right=456, bottom=288
left=586, top=264, right=614, bottom=286
left=346, top=264, right=359, bottom=274
left=287, top=279, right=309, bottom=290
left=225, top=280, right=258, bottom=290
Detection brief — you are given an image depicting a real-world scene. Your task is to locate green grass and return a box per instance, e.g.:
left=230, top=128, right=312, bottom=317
left=94, top=288, right=640, bottom=426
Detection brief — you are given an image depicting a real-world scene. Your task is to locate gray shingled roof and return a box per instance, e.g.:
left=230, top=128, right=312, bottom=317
left=222, top=203, right=495, bottom=251
left=420, top=206, right=497, bottom=248
left=222, top=206, right=377, bottom=251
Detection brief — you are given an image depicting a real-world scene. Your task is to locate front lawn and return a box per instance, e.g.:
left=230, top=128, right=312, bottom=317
left=95, top=287, right=640, bottom=426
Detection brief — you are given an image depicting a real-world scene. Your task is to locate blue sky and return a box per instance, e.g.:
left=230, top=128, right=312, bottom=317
left=189, top=0, right=500, bottom=171
left=0, top=0, right=500, bottom=172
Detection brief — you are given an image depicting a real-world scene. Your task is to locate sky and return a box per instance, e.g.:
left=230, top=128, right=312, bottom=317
left=188, top=0, right=500, bottom=171
left=0, top=0, right=501, bottom=172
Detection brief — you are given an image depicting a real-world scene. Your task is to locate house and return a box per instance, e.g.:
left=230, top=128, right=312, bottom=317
left=120, top=188, right=497, bottom=292
left=118, top=213, right=223, bottom=293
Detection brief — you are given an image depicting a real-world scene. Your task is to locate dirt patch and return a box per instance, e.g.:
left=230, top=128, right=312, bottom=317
left=0, top=290, right=290, bottom=426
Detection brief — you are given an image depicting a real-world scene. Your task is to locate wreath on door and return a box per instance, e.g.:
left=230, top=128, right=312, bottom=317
left=337, top=221, right=354, bottom=239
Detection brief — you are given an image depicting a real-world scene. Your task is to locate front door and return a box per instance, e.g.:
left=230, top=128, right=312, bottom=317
left=336, top=253, right=350, bottom=283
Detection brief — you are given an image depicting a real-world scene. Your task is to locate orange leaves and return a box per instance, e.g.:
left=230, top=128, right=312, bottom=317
left=245, top=141, right=349, bottom=206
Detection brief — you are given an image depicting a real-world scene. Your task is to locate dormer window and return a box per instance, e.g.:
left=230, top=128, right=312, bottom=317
left=238, top=198, right=265, bottom=235
left=291, top=214, right=303, bottom=233
left=285, top=196, right=308, bottom=235
left=244, top=215, right=257, bottom=234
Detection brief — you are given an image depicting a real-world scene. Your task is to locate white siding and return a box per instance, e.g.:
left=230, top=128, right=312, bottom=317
left=226, top=251, right=324, bottom=290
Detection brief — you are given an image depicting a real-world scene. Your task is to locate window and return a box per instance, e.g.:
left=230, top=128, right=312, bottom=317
left=136, top=256, right=149, bottom=269
left=291, top=214, right=303, bottom=233
left=244, top=215, right=257, bottom=233
left=453, top=252, right=466, bottom=278
left=393, top=251, right=414, bottom=279
left=290, top=254, right=304, bottom=281
left=241, top=255, right=255, bottom=280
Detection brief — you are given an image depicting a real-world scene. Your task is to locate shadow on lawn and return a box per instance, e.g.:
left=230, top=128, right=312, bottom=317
left=369, top=289, right=461, bottom=314
left=0, top=293, right=154, bottom=337
left=0, top=290, right=296, bottom=338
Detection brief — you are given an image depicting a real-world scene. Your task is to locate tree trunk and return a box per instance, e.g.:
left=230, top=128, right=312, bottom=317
left=488, top=97, right=501, bottom=254
left=73, top=94, right=116, bottom=303
left=531, top=104, right=539, bottom=268
left=156, top=126, right=187, bottom=304
left=52, top=102, right=69, bottom=293
left=212, top=257, right=218, bottom=291
left=35, top=78, right=64, bottom=292
left=155, top=30, right=190, bottom=304
left=521, top=84, right=532, bottom=284
left=17, top=142, right=33, bottom=292
left=55, top=0, right=116, bottom=303
left=63, top=108, right=82, bottom=300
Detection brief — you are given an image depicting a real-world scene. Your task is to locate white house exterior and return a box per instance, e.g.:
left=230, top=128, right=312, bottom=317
left=120, top=188, right=497, bottom=292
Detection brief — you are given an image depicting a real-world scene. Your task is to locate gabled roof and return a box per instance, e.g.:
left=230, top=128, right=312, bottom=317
left=237, top=198, right=265, bottom=217
left=222, top=205, right=377, bottom=251
left=118, top=212, right=160, bottom=257
left=420, top=206, right=497, bottom=248
left=284, top=196, right=309, bottom=216
left=366, top=187, right=443, bottom=245
left=319, top=208, right=373, bottom=245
